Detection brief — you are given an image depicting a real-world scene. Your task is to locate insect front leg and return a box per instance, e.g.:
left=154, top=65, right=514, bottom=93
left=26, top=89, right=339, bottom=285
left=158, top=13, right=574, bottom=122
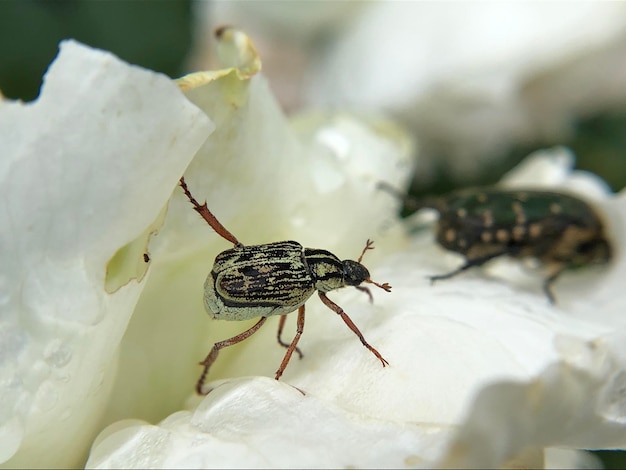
left=276, top=314, right=303, bottom=359
left=196, top=317, right=267, bottom=395
left=428, top=249, right=510, bottom=284
left=275, top=306, right=305, bottom=380
left=318, top=292, right=389, bottom=367
left=354, top=285, right=374, bottom=303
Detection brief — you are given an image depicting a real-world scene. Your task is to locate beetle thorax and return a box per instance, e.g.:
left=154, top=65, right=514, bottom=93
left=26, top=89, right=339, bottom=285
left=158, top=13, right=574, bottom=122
left=303, top=248, right=346, bottom=292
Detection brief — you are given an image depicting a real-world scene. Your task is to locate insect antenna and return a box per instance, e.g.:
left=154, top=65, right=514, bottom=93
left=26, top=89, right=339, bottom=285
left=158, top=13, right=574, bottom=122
left=357, top=239, right=375, bottom=263
left=356, top=239, right=392, bottom=293
left=365, top=278, right=392, bottom=292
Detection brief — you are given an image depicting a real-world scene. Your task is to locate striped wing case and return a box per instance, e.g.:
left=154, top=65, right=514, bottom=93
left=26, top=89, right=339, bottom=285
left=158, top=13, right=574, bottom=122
left=212, top=240, right=316, bottom=307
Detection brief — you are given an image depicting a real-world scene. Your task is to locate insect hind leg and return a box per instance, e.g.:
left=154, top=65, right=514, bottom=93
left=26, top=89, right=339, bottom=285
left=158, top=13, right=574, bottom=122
left=196, top=316, right=267, bottom=395
left=276, top=314, right=303, bottom=359
left=179, top=177, right=243, bottom=247
left=275, top=306, right=306, bottom=380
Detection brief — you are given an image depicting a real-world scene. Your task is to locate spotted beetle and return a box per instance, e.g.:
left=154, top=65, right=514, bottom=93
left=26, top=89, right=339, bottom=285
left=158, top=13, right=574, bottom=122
left=379, top=183, right=612, bottom=303
left=180, top=178, right=391, bottom=394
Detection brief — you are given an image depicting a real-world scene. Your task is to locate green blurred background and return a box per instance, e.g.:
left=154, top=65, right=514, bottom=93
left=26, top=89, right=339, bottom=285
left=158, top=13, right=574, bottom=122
left=1, top=1, right=624, bottom=468
left=0, top=0, right=193, bottom=101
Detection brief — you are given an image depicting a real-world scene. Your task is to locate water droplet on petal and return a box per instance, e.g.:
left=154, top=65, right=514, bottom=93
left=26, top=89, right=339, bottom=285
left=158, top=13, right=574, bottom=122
left=34, top=381, right=59, bottom=412
left=43, top=339, right=73, bottom=368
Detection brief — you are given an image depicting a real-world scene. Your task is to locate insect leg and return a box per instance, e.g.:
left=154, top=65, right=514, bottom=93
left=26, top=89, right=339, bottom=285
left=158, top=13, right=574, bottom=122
left=542, top=265, right=565, bottom=305
left=318, top=292, right=389, bottom=367
left=196, top=316, right=267, bottom=395
left=275, top=306, right=305, bottom=380
left=428, top=250, right=509, bottom=284
left=355, top=286, right=374, bottom=303
left=179, top=177, right=243, bottom=248
left=377, top=181, right=443, bottom=212
left=276, top=314, right=303, bottom=359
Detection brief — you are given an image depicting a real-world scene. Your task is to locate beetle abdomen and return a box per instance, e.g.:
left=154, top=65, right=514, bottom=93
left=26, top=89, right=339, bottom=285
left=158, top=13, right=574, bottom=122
left=434, top=189, right=609, bottom=264
left=210, top=241, right=315, bottom=310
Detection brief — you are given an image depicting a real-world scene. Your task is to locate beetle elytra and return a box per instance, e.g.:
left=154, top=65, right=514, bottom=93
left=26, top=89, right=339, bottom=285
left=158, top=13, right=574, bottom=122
left=181, top=177, right=391, bottom=394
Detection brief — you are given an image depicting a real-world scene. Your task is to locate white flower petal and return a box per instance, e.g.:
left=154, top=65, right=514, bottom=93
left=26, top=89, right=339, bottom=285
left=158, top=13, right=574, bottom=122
left=0, top=40, right=212, bottom=467
left=302, top=3, right=626, bottom=178
left=88, top=377, right=441, bottom=469
left=499, top=146, right=613, bottom=199
left=208, top=3, right=626, bottom=182
left=544, top=448, right=602, bottom=470
left=88, top=236, right=626, bottom=468
left=437, top=332, right=626, bottom=468
left=90, top=147, right=626, bottom=468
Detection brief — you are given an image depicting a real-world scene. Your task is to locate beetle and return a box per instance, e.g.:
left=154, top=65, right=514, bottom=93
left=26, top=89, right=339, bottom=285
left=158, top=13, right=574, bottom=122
left=180, top=177, right=391, bottom=394
left=378, top=182, right=612, bottom=303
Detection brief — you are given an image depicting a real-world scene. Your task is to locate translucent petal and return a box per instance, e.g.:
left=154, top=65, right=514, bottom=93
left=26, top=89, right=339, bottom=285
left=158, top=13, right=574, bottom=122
left=89, top=148, right=626, bottom=468
left=0, top=40, right=212, bottom=467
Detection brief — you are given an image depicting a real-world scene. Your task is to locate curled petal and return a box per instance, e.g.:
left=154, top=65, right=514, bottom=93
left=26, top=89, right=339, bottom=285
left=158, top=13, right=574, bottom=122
left=0, top=40, right=212, bottom=467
